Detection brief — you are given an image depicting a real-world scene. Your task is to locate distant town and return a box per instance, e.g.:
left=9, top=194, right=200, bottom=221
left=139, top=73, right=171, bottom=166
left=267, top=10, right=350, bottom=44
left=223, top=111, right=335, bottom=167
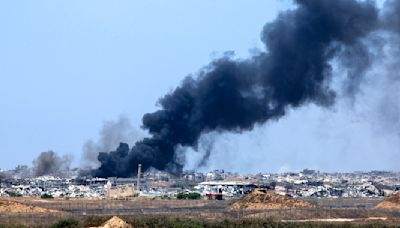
left=1, top=167, right=399, bottom=200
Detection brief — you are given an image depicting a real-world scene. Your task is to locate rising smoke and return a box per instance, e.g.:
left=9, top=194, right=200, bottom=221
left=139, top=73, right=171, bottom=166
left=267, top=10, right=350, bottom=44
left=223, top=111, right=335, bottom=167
left=82, top=116, right=143, bottom=168
left=93, top=0, right=400, bottom=177
left=33, top=151, right=72, bottom=177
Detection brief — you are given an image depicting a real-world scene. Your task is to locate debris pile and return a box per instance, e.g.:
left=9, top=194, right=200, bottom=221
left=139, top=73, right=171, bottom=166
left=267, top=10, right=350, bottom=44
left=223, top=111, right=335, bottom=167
left=375, top=192, right=400, bottom=209
left=231, top=189, right=316, bottom=210
left=101, top=216, right=132, bottom=228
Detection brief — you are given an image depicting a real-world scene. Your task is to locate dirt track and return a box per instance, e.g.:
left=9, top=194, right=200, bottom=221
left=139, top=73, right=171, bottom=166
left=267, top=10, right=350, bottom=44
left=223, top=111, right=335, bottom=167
left=0, top=196, right=391, bottom=215
left=3, top=197, right=232, bottom=215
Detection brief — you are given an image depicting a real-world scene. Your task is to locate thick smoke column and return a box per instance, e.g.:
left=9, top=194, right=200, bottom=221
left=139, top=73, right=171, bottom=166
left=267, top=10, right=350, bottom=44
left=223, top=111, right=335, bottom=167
left=82, top=116, right=143, bottom=168
left=382, top=0, right=400, bottom=32
left=33, top=151, right=71, bottom=177
left=94, top=0, right=379, bottom=177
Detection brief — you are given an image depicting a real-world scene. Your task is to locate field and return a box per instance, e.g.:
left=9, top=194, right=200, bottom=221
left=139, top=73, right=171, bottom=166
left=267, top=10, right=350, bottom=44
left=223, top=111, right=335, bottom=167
left=0, top=197, right=400, bottom=227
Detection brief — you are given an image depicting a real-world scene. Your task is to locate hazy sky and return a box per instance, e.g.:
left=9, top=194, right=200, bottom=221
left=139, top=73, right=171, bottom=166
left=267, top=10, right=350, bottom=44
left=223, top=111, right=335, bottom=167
left=1, top=0, right=397, bottom=173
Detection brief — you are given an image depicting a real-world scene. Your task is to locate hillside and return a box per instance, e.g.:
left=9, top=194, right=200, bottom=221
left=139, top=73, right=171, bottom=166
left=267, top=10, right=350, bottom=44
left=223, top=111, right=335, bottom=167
left=0, top=199, right=63, bottom=214
left=375, top=192, right=400, bottom=209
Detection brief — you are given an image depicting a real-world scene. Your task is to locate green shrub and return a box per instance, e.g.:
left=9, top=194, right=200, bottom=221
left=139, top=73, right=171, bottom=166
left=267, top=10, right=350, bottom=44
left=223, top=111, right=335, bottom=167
left=187, top=192, right=201, bottom=199
left=50, top=219, right=79, bottom=228
left=7, top=191, right=22, bottom=197
left=81, top=215, right=391, bottom=228
left=176, top=192, right=187, bottom=199
left=0, top=225, right=26, bottom=228
left=176, top=192, right=201, bottom=200
left=41, top=193, right=54, bottom=199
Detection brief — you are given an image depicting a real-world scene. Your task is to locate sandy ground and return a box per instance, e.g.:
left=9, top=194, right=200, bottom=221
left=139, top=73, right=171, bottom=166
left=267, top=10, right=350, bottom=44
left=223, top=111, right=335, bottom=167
left=91, top=216, right=132, bottom=228
left=0, top=199, right=63, bottom=214
left=231, top=189, right=316, bottom=210
left=375, top=192, right=400, bottom=209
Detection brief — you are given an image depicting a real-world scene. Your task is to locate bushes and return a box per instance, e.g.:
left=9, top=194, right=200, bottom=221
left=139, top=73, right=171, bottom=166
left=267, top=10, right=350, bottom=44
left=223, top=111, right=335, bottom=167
left=81, top=216, right=391, bottom=228
left=176, top=192, right=186, bottom=199
left=1, top=216, right=392, bottom=228
left=187, top=192, right=202, bottom=199
left=41, top=193, right=54, bottom=199
left=176, top=192, right=201, bottom=200
left=50, top=219, right=79, bottom=228
left=6, top=191, right=22, bottom=197
left=0, top=225, right=26, bottom=228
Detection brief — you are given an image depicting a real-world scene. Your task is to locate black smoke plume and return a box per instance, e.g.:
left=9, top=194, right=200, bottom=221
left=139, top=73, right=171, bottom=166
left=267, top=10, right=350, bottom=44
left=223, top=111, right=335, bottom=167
left=82, top=116, right=143, bottom=168
left=93, top=0, right=381, bottom=177
left=382, top=0, right=400, bottom=32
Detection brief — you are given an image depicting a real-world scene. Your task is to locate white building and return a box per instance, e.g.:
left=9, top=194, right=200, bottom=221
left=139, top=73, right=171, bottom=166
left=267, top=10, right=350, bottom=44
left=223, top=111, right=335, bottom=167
left=195, top=181, right=256, bottom=197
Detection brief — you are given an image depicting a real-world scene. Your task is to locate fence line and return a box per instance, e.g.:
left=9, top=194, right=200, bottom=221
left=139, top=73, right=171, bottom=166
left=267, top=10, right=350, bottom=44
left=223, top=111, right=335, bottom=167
left=1, top=199, right=400, bottom=226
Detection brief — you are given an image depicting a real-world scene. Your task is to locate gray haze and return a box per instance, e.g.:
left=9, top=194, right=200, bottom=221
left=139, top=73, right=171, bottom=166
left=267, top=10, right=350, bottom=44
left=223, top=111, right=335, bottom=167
left=82, top=116, right=144, bottom=168
left=183, top=33, right=400, bottom=174
left=32, top=151, right=72, bottom=177
left=186, top=0, right=399, bottom=174
left=3, top=0, right=399, bottom=175
left=93, top=0, right=382, bottom=177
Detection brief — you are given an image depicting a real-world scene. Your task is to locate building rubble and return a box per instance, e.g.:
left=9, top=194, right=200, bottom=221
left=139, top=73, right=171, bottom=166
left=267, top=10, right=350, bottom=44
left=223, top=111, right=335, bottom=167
left=0, top=168, right=399, bottom=199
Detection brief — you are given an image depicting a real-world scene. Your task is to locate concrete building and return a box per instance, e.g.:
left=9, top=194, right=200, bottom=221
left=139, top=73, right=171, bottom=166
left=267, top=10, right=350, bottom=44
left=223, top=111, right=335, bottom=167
left=195, top=181, right=256, bottom=197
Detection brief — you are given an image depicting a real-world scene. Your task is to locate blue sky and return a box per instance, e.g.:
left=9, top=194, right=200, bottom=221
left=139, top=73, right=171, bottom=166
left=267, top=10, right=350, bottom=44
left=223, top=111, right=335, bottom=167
left=1, top=0, right=397, bottom=173
left=0, top=1, right=290, bottom=169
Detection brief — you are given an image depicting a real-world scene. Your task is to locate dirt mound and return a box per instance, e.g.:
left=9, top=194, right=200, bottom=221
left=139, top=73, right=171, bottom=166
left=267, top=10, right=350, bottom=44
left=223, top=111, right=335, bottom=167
left=0, top=199, right=62, bottom=214
left=101, top=216, right=132, bottom=228
left=231, top=189, right=316, bottom=210
left=375, top=192, right=400, bottom=209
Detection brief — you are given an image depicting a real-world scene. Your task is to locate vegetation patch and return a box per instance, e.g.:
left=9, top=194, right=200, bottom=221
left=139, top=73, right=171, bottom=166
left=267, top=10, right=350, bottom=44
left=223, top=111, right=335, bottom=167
left=6, top=192, right=22, bottom=197
left=176, top=192, right=201, bottom=200
left=50, top=219, right=79, bottom=228
left=41, top=193, right=54, bottom=199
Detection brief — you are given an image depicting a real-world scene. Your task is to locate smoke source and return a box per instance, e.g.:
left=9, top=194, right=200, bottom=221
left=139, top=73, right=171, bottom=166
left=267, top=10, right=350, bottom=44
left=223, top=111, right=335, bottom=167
left=82, top=116, right=143, bottom=168
left=33, top=151, right=71, bottom=177
left=93, top=0, right=398, bottom=177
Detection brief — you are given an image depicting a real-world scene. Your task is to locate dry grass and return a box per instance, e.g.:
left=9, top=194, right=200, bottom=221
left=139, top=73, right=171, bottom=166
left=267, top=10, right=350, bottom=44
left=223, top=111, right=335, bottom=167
left=0, top=195, right=399, bottom=227
left=1, top=209, right=400, bottom=227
